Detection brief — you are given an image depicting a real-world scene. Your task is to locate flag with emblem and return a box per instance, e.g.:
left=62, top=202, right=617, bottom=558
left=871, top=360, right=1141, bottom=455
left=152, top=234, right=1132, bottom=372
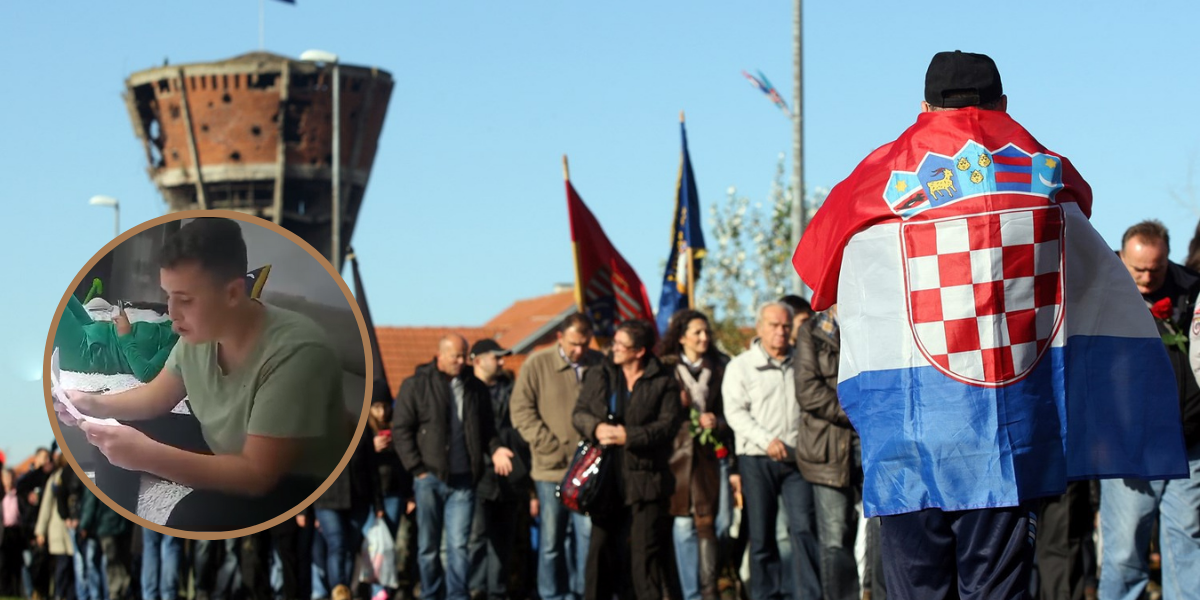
left=792, top=108, right=1188, bottom=518
left=656, top=115, right=707, bottom=335
left=564, top=156, right=655, bottom=339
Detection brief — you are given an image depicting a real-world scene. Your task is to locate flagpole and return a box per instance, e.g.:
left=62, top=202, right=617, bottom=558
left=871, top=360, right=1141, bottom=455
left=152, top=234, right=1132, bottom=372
left=565, top=154, right=585, bottom=315
left=259, top=0, right=265, bottom=50
left=790, top=0, right=807, bottom=297
left=686, top=246, right=696, bottom=309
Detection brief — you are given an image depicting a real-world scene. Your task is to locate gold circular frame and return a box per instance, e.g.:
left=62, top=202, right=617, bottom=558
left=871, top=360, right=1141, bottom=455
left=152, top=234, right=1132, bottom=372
left=41, top=209, right=374, bottom=540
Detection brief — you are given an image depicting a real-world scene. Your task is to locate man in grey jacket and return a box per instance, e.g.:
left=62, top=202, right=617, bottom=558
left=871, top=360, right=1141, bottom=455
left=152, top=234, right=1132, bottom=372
left=723, top=302, right=819, bottom=600
left=509, top=314, right=603, bottom=600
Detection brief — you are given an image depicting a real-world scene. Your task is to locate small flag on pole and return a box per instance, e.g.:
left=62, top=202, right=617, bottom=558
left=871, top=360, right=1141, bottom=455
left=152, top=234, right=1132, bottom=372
left=742, top=70, right=791, bottom=117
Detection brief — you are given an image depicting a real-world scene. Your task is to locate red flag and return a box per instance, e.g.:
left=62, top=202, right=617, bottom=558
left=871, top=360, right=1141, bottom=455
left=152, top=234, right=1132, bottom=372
left=565, top=163, right=655, bottom=338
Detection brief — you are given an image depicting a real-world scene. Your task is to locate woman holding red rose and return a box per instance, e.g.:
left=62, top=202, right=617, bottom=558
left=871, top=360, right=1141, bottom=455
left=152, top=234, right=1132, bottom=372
left=657, top=310, right=734, bottom=600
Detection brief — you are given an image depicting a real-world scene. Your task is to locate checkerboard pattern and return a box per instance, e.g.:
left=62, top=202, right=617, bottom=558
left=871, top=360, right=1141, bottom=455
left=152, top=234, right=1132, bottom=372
left=903, top=207, right=1064, bottom=384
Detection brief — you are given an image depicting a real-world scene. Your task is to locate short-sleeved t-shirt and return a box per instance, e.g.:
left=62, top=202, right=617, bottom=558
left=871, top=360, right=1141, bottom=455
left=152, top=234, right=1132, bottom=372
left=163, top=303, right=351, bottom=480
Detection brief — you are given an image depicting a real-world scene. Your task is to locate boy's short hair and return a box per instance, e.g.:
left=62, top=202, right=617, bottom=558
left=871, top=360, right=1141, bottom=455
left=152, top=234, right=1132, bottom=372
left=161, top=218, right=249, bottom=283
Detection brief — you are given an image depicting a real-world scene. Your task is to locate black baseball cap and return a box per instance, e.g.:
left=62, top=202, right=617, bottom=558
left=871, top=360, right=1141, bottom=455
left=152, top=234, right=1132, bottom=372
left=470, top=339, right=512, bottom=358
left=925, top=50, right=1003, bottom=108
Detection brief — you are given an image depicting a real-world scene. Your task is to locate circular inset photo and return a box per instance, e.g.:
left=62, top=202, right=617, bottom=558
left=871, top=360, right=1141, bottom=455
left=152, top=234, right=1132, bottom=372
left=43, top=211, right=372, bottom=537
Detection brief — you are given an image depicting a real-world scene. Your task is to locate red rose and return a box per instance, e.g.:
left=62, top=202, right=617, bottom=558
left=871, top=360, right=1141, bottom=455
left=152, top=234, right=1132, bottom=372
left=715, top=446, right=729, bottom=460
left=1151, top=297, right=1173, bottom=320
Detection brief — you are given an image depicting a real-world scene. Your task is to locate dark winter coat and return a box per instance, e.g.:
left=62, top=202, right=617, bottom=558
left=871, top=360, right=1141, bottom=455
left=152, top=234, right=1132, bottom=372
left=573, top=356, right=683, bottom=506
left=393, top=361, right=502, bottom=485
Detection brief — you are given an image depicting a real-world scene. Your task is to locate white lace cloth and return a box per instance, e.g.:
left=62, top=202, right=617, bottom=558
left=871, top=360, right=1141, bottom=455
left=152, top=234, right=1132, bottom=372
left=62, top=370, right=194, bottom=525
left=59, top=371, right=191, bottom=415
left=80, top=468, right=193, bottom=527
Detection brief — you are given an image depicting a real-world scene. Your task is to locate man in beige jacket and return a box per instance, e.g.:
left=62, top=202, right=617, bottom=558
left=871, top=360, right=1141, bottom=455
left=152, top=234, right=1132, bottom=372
left=510, top=314, right=602, bottom=600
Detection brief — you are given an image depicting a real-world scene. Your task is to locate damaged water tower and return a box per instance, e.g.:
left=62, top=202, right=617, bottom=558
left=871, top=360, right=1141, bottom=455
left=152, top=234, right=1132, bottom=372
left=122, top=51, right=393, bottom=270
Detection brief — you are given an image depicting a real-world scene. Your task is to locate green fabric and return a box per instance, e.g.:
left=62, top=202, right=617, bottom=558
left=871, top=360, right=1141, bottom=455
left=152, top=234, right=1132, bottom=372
left=79, top=487, right=130, bottom=538
left=67, top=294, right=94, bottom=324
left=54, top=295, right=178, bottom=381
left=163, top=303, right=350, bottom=480
left=117, top=322, right=179, bottom=382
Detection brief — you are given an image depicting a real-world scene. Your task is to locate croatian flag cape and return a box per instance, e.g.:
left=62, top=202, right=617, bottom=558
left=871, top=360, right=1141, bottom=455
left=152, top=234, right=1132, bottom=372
left=794, top=108, right=1189, bottom=517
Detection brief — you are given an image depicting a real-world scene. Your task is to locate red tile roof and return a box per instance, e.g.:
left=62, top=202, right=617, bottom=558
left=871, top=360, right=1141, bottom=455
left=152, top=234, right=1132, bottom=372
left=375, top=291, right=579, bottom=398
left=375, top=327, right=501, bottom=398
left=484, top=291, right=577, bottom=351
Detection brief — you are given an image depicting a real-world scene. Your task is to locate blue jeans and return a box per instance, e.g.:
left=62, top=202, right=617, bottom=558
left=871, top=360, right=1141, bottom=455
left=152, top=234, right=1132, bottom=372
left=812, top=484, right=859, bottom=600
left=314, top=508, right=366, bottom=591
left=270, top=548, right=283, bottom=599
left=193, top=540, right=213, bottom=600
left=71, top=528, right=106, bottom=600
left=672, top=518, right=701, bottom=600
left=1099, top=441, right=1200, bottom=600
left=534, top=480, right=592, bottom=600
left=414, top=474, right=475, bottom=600
left=22, top=549, right=33, bottom=600
left=716, top=459, right=732, bottom=541
left=311, top=530, right=327, bottom=600
left=740, top=455, right=821, bottom=600
left=213, top=539, right=242, bottom=600
left=141, top=530, right=182, bottom=600
left=362, top=494, right=404, bottom=597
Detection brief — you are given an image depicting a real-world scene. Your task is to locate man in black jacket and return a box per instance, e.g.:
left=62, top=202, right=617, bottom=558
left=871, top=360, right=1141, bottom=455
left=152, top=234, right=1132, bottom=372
left=393, top=335, right=509, bottom=600
left=466, top=339, right=533, bottom=600
left=573, top=319, right=683, bottom=600
left=1099, top=220, right=1200, bottom=599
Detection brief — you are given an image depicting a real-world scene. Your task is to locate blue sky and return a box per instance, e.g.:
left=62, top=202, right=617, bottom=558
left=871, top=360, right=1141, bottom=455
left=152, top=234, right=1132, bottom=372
left=3, top=1, right=1199, bottom=462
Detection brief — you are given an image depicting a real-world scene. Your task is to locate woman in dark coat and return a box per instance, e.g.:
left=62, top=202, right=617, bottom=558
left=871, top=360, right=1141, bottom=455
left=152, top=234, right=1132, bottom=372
left=572, top=319, right=683, bottom=600
left=658, top=310, right=733, bottom=600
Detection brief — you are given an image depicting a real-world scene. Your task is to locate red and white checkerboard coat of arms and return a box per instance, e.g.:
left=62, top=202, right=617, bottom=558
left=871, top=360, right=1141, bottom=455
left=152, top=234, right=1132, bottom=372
left=902, top=206, right=1065, bottom=386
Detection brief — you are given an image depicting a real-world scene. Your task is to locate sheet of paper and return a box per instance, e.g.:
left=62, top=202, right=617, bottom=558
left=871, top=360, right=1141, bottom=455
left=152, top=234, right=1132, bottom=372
left=50, top=348, right=121, bottom=427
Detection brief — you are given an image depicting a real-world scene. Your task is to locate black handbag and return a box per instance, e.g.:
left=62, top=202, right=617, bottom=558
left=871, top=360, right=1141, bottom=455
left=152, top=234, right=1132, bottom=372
left=556, top=389, right=620, bottom=515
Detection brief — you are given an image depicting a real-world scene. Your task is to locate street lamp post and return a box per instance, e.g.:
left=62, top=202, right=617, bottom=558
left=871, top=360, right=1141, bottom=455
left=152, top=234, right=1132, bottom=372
left=790, top=0, right=806, bottom=297
left=299, top=49, right=343, bottom=271
left=89, top=195, right=120, bottom=239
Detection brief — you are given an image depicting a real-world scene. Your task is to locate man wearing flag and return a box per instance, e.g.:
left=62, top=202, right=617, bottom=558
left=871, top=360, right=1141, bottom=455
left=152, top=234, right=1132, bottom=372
left=792, top=51, right=1190, bottom=599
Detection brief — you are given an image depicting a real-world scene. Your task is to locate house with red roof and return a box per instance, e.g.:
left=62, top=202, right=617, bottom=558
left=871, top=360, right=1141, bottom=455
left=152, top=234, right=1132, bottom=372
left=375, top=286, right=580, bottom=397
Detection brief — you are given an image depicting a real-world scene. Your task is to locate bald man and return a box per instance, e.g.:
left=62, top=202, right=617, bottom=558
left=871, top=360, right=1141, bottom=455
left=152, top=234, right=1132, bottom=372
left=394, top=335, right=510, bottom=600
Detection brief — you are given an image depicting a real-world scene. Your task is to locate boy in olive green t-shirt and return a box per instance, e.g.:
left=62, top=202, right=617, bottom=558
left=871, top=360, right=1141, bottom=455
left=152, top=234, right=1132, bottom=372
left=163, top=302, right=349, bottom=481
left=54, top=217, right=354, bottom=532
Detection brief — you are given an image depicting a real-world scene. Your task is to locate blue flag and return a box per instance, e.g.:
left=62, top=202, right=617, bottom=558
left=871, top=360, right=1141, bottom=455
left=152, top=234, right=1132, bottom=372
left=657, top=120, right=706, bottom=335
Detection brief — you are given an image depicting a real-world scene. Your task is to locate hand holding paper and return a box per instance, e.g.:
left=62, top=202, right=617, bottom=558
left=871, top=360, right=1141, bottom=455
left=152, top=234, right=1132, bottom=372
left=50, top=348, right=121, bottom=427
left=80, top=421, right=155, bottom=472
